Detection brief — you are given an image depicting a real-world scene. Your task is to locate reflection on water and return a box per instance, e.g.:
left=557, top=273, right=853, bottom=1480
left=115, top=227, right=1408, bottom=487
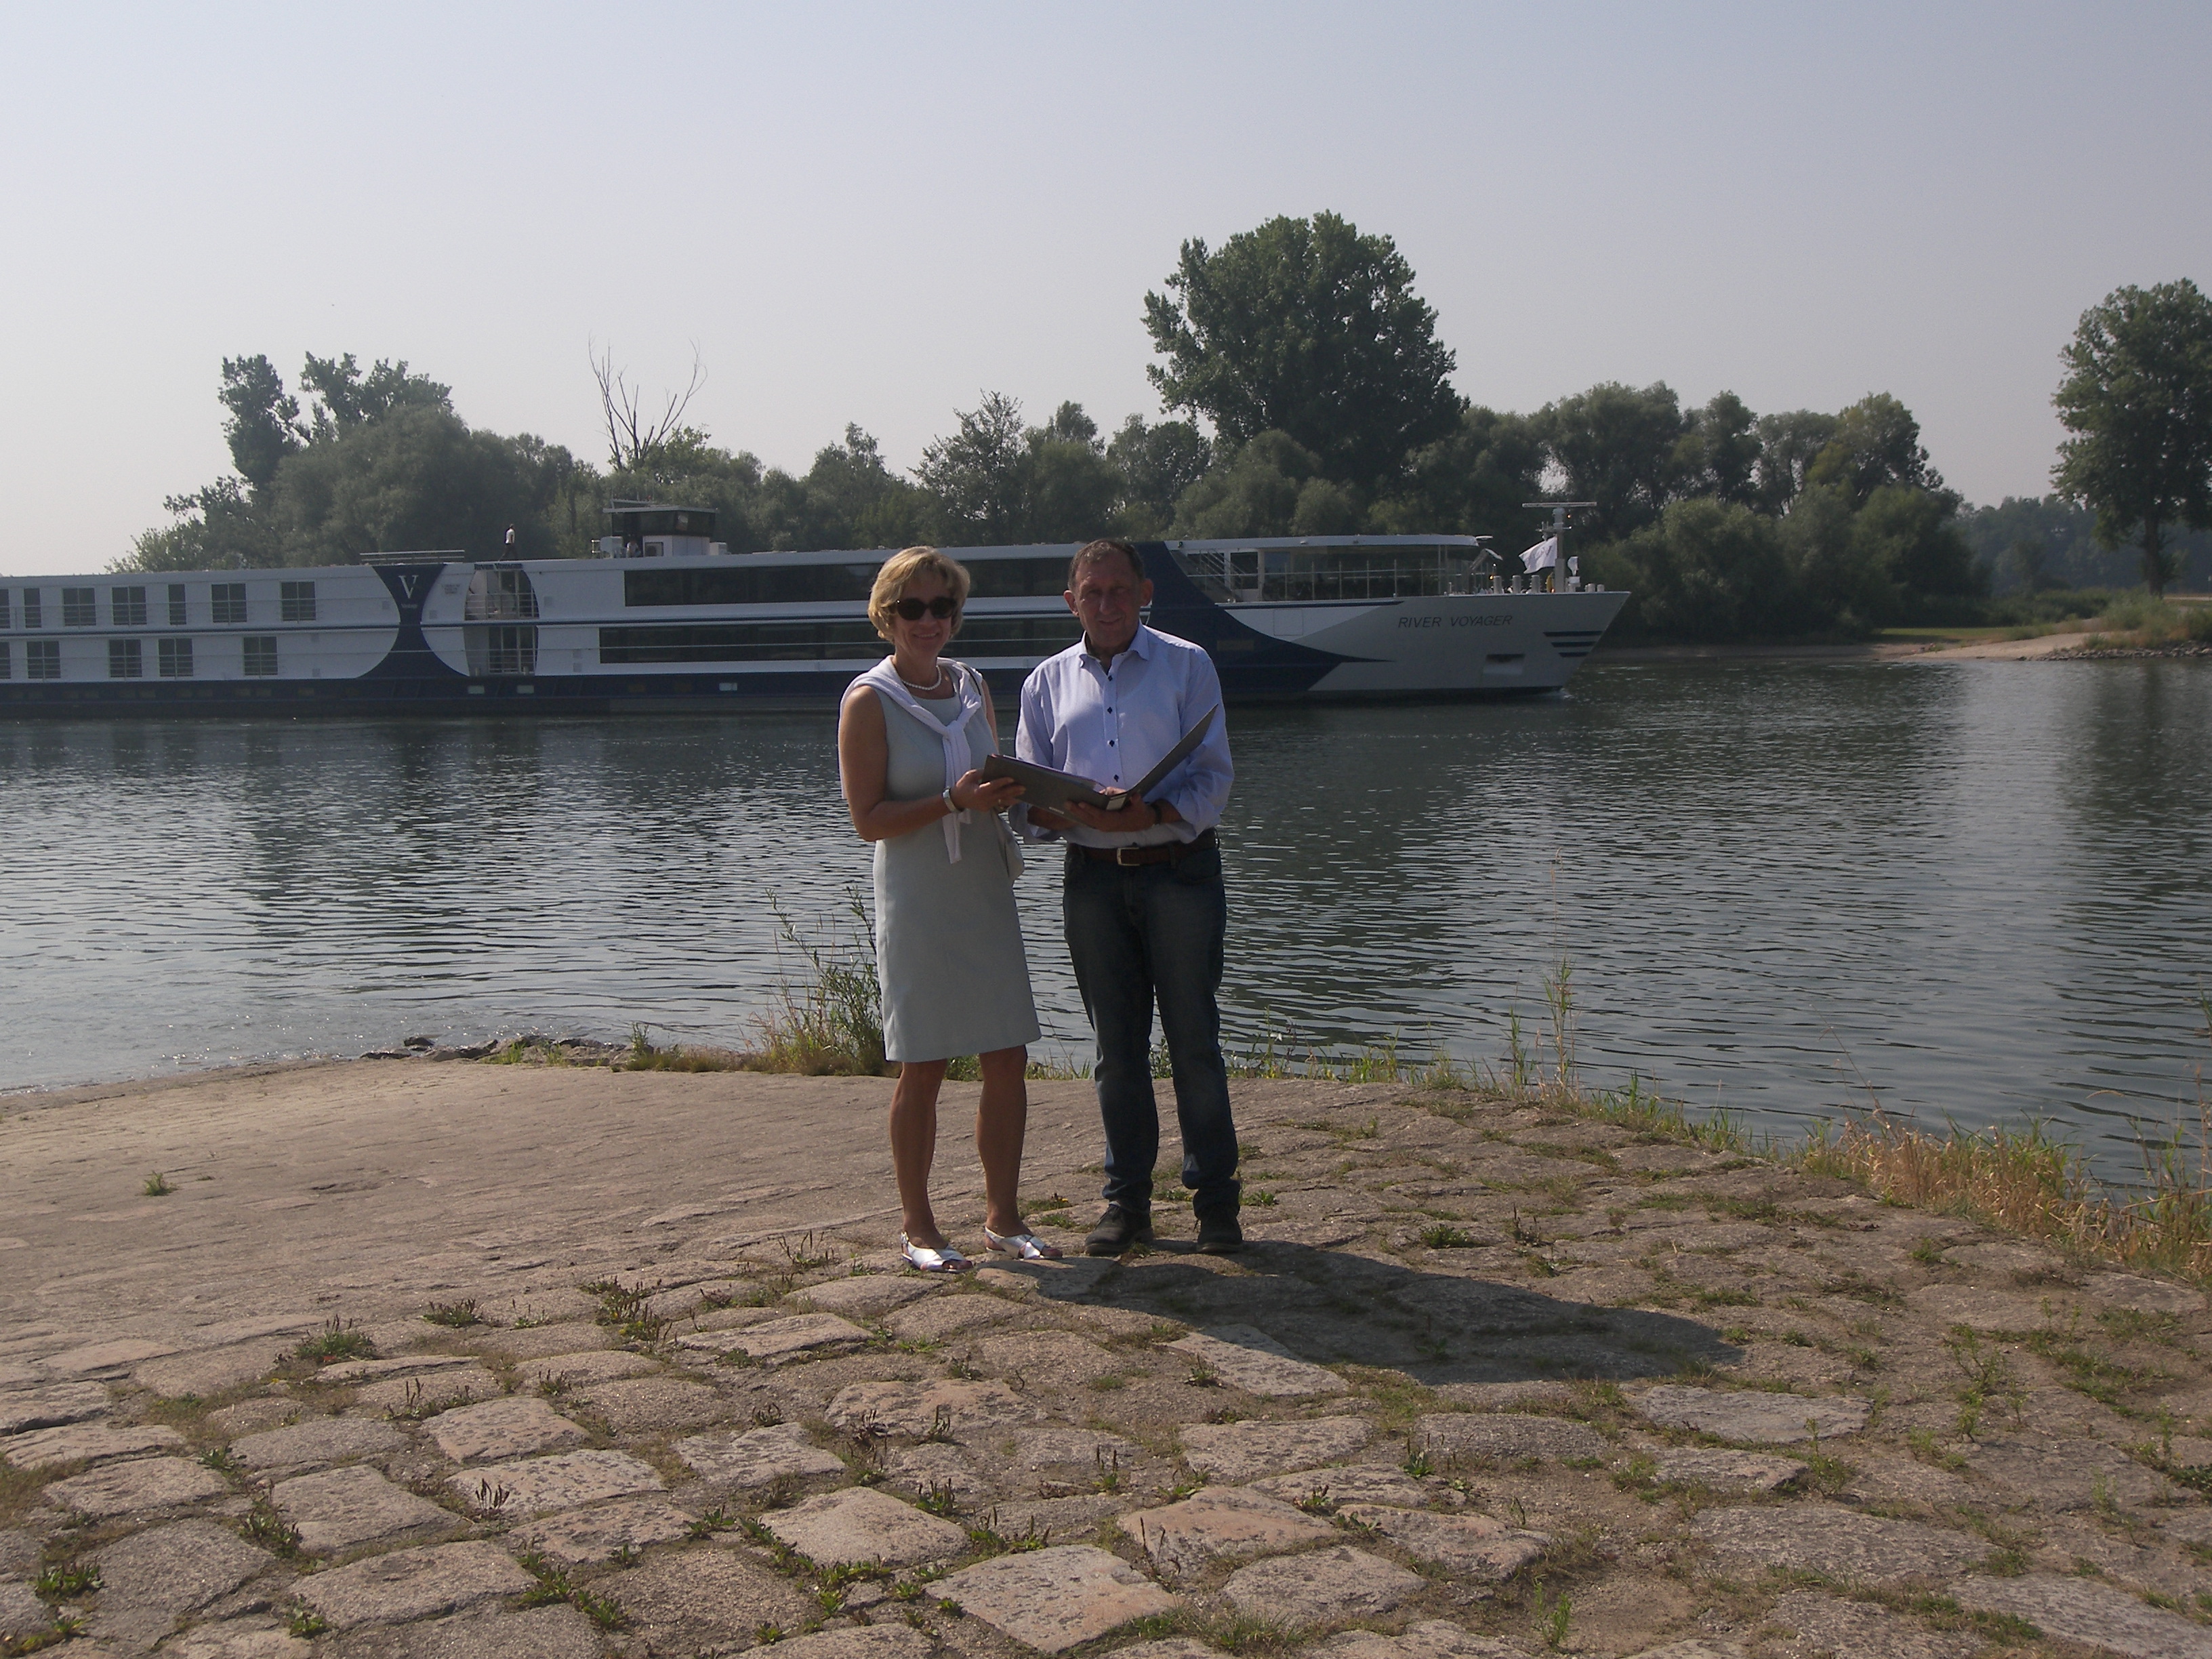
left=2, top=661, right=2207, bottom=1177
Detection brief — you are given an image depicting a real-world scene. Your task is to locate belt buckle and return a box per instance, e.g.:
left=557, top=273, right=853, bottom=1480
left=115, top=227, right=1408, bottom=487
left=1113, top=844, right=1145, bottom=866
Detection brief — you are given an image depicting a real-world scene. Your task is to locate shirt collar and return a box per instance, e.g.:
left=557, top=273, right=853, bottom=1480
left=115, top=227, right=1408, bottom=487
left=1082, top=624, right=1155, bottom=670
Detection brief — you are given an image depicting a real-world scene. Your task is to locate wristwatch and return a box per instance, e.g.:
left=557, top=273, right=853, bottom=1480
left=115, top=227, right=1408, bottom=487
left=942, top=787, right=958, bottom=816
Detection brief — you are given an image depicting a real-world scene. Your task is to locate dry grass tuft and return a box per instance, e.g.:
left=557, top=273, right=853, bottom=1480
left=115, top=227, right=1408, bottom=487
left=1794, top=1104, right=2212, bottom=1286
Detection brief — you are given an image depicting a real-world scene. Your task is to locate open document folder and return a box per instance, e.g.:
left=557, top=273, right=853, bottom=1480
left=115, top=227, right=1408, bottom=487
left=981, top=705, right=1219, bottom=813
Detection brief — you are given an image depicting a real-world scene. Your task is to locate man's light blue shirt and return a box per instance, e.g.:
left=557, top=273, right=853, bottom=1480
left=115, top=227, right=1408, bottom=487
left=1015, top=625, right=1233, bottom=848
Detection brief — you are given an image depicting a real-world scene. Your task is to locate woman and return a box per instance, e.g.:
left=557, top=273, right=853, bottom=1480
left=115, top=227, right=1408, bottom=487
left=838, top=547, right=1060, bottom=1270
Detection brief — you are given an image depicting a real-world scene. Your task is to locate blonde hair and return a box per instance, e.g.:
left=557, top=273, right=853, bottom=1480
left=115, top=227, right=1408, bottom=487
left=867, top=546, right=971, bottom=642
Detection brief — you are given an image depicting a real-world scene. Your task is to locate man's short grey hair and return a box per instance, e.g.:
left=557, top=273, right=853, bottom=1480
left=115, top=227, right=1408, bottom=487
left=1066, top=538, right=1146, bottom=589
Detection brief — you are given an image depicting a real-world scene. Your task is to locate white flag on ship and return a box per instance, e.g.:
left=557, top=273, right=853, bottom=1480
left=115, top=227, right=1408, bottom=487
left=1519, top=536, right=1561, bottom=571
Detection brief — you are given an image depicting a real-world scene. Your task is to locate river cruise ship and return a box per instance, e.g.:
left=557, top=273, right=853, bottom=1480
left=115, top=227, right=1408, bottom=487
left=0, top=509, right=1627, bottom=716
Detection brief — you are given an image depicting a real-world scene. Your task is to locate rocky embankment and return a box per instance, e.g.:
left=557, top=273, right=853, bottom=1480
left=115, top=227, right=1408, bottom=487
left=2, top=1065, right=2209, bottom=1657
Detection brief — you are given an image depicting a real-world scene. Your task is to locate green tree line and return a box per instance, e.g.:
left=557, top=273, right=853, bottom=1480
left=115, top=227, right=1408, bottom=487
left=122, top=215, right=2210, bottom=642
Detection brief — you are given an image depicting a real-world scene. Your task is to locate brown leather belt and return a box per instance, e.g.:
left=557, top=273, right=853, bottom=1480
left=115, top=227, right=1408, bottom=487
left=1074, top=828, right=1218, bottom=867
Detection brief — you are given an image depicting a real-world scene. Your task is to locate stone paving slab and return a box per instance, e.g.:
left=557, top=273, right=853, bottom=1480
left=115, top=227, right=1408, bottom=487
left=44, top=1454, right=227, bottom=1518
left=1166, top=1326, right=1345, bottom=1395
left=1122, top=1485, right=1335, bottom=1578
left=1635, top=1385, right=1868, bottom=1444
left=1017, top=1425, right=1144, bottom=1471
left=0, top=1382, right=110, bottom=1435
left=884, top=1294, right=1019, bottom=1343
left=516, top=1349, right=661, bottom=1389
left=1338, top=1504, right=1550, bottom=1578
left=938, top=1543, right=1181, bottom=1654
left=674, top=1420, right=847, bottom=1486
left=1765, top=1590, right=1976, bottom=1659
left=2, top=1420, right=184, bottom=1469
left=1179, top=1415, right=1371, bottom=1481
left=232, top=1416, right=404, bottom=1471
left=761, top=1484, right=968, bottom=1566
left=298, top=1539, right=533, bottom=1629
left=452, top=1447, right=664, bottom=1516
left=573, top=1374, right=727, bottom=1435
left=1966, top=1433, right=2179, bottom=1509
left=502, top=1494, right=697, bottom=1564
left=610, top=1546, right=813, bottom=1653
left=1414, top=1412, right=1610, bottom=1465
left=425, top=1396, right=587, bottom=1463
left=2086, top=1274, right=2211, bottom=1318
left=89, top=1519, right=273, bottom=1616
left=39, top=1338, right=179, bottom=1376
left=321, top=1602, right=605, bottom=1659
left=1306, top=1620, right=1530, bottom=1659
left=271, top=1464, right=460, bottom=1554
left=139, top=1618, right=313, bottom=1658
left=1952, top=1572, right=2212, bottom=1657
left=1903, top=1284, right=2064, bottom=1330
left=136, top=1340, right=282, bottom=1400
left=1221, top=1542, right=1425, bottom=1624
left=0, top=1581, right=52, bottom=1641
left=794, top=1275, right=941, bottom=1319
left=765, top=1626, right=934, bottom=1659
left=318, top=1353, right=486, bottom=1384
left=687, top=1312, right=870, bottom=1364
left=467, top=1322, right=615, bottom=1361
left=825, top=1378, right=1038, bottom=1436
left=1650, top=1446, right=1807, bottom=1492
left=1692, top=1502, right=1987, bottom=1586
left=351, top=1366, right=504, bottom=1413
left=1249, top=1464, right=1436, bottom=1508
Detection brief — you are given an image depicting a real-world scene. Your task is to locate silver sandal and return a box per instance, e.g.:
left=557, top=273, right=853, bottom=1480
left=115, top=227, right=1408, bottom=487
left=901, top=1233, right=972, bottom=1273
left=983, top=1225, right=1063, bottom=1261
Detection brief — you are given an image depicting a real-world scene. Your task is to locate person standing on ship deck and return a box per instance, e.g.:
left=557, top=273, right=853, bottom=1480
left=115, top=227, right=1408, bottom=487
left=1016, top=538, right=1241, bottom=1256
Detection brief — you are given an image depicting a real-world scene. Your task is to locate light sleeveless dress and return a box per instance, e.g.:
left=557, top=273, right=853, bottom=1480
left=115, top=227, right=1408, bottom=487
left=874, top=689, right=1041, bottom=1063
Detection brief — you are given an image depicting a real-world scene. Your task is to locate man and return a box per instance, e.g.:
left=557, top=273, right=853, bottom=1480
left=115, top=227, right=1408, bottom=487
left=1017, top=539, right=1241, bottom=1256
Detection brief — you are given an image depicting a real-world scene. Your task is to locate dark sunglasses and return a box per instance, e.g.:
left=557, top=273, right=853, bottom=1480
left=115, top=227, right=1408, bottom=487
left=893, top=596, right=958, bottom=621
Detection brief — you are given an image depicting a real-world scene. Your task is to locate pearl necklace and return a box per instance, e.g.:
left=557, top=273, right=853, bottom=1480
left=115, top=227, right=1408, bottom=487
left=895, top=661, right=949, bottom=693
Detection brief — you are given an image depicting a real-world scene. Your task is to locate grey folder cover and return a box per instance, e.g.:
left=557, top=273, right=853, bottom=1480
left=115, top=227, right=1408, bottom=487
left=983, top=705, right=1218, bottom=811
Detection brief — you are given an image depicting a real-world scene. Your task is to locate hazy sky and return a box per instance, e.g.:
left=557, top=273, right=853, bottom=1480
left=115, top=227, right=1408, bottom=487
left=4, top=2, right=2207, bottom=575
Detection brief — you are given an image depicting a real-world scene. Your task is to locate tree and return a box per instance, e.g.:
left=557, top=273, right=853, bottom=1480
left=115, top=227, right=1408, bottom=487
left=1607, top=498, right=1800, bottom=642
left=1370, top=405, right=1542, bottom=541
left=218, top=355, right=304, bottom=492
left=1143, top=211, right=1461, bottom=489
left=1107, top=415, right=1212, bottom=535
left=592, top=344, right=708, bottom=473
left=1806, top=393, right=1943, bottom=502
left=1532, top=382, right=1688, bottom=538
left=1753, top=409, right=1839, bottom=513
left=914, top=392, right=1030, bottom=542
left=300, top=354, right=451, bottom=436
left=2052, top=279, right=2212, bottom=595
left=1673, top=392, right=1761, bottom=506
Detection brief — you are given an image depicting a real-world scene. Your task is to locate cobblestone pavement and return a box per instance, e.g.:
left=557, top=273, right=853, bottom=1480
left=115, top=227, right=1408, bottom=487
left=3, top=1065, right=2210, bottom=1656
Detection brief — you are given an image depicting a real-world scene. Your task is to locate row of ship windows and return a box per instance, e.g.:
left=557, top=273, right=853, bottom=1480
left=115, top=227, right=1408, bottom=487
left=0, top=638, right=281, bottom=680
left=0, top=582, right=318, bottom=630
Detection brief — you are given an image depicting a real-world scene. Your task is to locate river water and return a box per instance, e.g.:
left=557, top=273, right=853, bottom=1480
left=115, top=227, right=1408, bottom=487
left=3, top=660, right=2207, bottom=1177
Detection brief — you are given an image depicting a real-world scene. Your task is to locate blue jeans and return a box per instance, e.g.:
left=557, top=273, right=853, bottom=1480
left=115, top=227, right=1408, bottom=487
left=1063, top=843, right=1240, bottom=1222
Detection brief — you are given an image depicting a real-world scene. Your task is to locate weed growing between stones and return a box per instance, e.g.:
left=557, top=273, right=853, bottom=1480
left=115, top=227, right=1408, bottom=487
left=29, top=1564, right=98, bottom=1598
left=519, top=1552, right=628, bottom=1629
left=240, top=1500, right=300, bottom=1557
left=2, top=1614, right=86, bottom=1656
left=291, top=1317, right=373, bottom=1365
left=141, top=1171, right=173, bottom=1196
left=422, top=1298, right=483, bottom=1328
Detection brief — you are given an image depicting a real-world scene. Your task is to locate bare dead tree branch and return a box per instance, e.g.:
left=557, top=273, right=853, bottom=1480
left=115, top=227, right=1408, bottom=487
left=590, top=341, right=707, bottom=473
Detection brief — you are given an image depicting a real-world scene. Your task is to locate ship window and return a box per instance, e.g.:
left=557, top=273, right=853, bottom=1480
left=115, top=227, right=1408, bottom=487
left=596, top=613, right=1081, bottom=665
left=111, top=586, right=148, bottom=627
left=243, top=636, right=279, bottom=676
left=167, top=584, right=188, bottom=626
left=26, top=640, right=60, bottom=679
left=0, top=590, right=10, bottom=630
left=109, top=638, right=144, bottom=678
left=280, top=581, right=317, bottom=622
left=211, top=583, right=247, bottom=624
left=63, top=588, right=96, bottom=627
left=0, top=642, right=9, bottom=678
left=158, top=638, right=194, bottom=678
left=22, top=590, right=41, bottom=629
